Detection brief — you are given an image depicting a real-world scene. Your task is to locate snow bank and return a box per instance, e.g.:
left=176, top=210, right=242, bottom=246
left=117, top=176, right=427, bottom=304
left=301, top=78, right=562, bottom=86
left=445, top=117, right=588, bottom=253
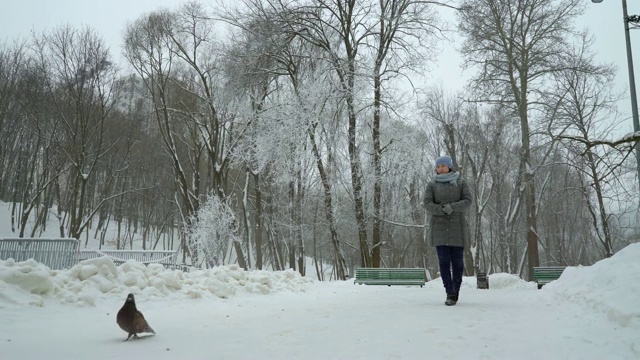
left=544, top=242, right=640, bottom=327
left=485, top=273, right=537, bottom=289
left=0, top=256, right=313, bottom=307
left=2, top=241, right=637, bottom=323
left=424, top=272, right=534, bottom=290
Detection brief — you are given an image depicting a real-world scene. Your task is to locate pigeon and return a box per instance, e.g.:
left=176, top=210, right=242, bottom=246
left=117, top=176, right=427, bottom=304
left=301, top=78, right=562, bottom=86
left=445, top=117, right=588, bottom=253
left=116, top=293, right=156, bottom=341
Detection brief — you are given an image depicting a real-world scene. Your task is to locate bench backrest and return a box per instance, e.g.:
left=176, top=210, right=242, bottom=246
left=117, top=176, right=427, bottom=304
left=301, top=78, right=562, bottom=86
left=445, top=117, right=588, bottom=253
left=355, top=268, right=426, bottom=280
left=532, top=266, right=567, bottom=286
left=533, top=266, right=567, bottom=277
left=0, top=238, right=80, bottom=270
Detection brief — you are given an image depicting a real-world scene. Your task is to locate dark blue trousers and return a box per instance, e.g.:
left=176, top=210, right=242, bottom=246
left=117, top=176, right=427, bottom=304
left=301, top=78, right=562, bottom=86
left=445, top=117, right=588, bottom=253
left=436, top=245, right=464, bottom=296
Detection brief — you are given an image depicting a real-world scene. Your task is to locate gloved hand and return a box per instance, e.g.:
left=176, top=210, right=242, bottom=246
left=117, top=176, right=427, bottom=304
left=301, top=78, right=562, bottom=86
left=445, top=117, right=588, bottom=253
left=442, top=204, right=453, bottom=215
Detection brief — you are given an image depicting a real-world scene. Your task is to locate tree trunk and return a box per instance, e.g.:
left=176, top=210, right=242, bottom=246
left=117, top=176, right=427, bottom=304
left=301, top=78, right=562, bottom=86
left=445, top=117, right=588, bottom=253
left=242, top=170, right=253, bottom=269
left=520, top=110, right=540, bottom=280
left=371, top=69, right=383, bottom=268
left=308, top=125, right=347, bottom=280
left=585, top=150, right=613, bottom=258
left=253, top=172, right=264, bottom=270
left=233, top=240, right=248, bottom=270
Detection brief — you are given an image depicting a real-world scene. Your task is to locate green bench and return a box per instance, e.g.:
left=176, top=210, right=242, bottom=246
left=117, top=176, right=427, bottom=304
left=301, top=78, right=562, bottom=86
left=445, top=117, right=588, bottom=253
left=354, top=267, right=427, bottom=287
left=533, top=266, right=567, bottom=289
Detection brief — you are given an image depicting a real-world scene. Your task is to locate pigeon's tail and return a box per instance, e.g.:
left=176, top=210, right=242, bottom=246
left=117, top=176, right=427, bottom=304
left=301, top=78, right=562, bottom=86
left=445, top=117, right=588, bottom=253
left=143, top=324, right=156, bottom=334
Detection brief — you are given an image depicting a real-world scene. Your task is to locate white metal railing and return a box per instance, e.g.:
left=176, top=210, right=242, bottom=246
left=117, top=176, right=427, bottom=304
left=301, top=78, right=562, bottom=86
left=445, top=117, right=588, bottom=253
left=0, top=238, right=180, bottom=270
left=0, top=238, right=79, bottom=270
left=78, top=249, right=178, bottom=268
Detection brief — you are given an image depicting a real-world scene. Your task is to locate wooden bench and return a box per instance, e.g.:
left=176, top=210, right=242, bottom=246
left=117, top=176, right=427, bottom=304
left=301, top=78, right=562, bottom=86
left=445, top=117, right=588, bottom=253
left=78, top=249, right=179, bottom=269
left=0, top=238, right=79, bottom=270
left=533, top=266, right=567, bottom=289
left=354, top=267, right=427, bottom=287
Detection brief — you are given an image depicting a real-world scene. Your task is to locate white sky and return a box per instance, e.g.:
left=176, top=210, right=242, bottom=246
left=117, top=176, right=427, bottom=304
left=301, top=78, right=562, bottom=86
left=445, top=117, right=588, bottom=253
left=0, top=0, right=639, bottom=131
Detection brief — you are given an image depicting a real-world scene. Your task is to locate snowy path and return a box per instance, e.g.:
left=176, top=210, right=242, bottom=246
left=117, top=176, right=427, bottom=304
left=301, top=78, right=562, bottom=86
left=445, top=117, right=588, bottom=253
left=1, top=281, right=637, bottom=360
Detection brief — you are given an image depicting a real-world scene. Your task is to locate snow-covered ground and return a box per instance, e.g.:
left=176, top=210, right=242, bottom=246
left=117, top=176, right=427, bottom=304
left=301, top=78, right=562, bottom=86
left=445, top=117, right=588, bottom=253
left=0, top=243, right=638, bottom=360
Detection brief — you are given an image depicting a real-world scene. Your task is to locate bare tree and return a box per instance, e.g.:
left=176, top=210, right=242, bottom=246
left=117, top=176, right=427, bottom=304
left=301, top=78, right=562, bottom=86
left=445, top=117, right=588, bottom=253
left=458, top=105, right=498, bottom=275
left=548, top=34, right=624, bottom=258
left=125, top=4, right=259, bottom=266
left=124, top=10, right=205, bottom=262
left=0, top=41, right=28, bottom=202
left=32, top=25, right=121, bottom=240
left=458, top=0, right=584, bottom=279
left=368, top=0, right=441, bottom=268
left=483, top=109, right=522, bottom=273
left=12, top=60, right=68, bottom=237
left=0, top=42, right=29, bottom=231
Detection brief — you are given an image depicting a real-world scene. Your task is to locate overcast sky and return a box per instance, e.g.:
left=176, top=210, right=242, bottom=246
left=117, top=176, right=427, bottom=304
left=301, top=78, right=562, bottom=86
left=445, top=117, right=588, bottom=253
left=1, top=0, right=639, bottom=133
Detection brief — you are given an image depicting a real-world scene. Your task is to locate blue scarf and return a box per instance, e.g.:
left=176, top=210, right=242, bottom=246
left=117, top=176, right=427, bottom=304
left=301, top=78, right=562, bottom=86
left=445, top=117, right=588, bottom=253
left=434, top=171, right=460, bottom=186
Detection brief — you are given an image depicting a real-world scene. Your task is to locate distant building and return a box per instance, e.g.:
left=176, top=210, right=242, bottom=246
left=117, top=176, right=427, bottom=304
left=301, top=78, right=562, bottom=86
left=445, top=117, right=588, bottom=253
left=113, top=74, right=154, bottom=132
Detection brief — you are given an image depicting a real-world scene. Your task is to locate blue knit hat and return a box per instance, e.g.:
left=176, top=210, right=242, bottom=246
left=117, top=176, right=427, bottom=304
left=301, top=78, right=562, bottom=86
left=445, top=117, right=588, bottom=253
left=435, top=156, right=454, bottom=170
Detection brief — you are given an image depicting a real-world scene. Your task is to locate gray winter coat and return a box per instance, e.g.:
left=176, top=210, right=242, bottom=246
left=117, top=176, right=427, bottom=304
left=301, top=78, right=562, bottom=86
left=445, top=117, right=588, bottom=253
left=423, top=175, right=473, bottom=247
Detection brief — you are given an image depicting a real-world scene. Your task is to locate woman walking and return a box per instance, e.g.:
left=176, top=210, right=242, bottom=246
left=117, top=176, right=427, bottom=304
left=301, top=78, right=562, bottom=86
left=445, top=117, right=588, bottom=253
left=424, top=155, right=472, bottom=306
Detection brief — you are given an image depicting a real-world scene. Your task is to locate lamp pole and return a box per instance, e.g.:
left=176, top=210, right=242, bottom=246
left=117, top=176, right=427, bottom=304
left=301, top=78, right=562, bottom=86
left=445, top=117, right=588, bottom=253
left=593, top=0, right=640, bottom=189
left=621, top=1, right=640, bottom=190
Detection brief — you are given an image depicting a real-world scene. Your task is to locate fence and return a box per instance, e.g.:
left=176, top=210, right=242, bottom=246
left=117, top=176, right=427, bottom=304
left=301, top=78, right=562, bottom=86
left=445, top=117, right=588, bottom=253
left=78, top=249, right=179, bottom=268
left=0, top=238, right=181, bottom=270
left=0, top=238, right=79, bottom=270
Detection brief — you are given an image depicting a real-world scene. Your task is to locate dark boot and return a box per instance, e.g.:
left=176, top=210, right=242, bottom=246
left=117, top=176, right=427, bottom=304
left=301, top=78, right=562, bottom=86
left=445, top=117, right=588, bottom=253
left=454, top=293, right=459, bottom=303
left=445, top=295, right=457, bottom=306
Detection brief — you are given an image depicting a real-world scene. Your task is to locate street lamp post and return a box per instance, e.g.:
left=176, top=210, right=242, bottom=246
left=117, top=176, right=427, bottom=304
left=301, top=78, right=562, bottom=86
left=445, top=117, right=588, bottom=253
left=593, top=0, right=640, bottom=190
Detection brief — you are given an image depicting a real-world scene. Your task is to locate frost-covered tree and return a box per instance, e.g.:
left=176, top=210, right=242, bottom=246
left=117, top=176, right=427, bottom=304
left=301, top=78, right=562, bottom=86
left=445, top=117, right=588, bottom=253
left=185, top=193, right=242, bottom=268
